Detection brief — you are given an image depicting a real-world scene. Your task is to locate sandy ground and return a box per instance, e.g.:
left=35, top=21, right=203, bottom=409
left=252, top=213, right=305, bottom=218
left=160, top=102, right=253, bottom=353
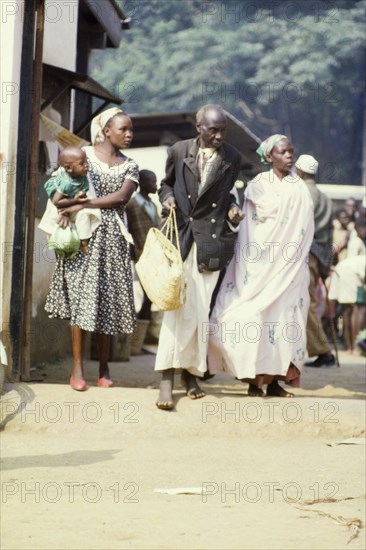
left=1, top=349, right=365, bottom=550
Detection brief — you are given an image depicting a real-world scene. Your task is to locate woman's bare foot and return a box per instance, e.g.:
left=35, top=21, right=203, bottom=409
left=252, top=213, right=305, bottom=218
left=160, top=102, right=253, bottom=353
left=181, top=370, right=206, bottom=400
left=98, top=365, right=113, bottom=387
left=70, top=367, right=87, bottom=391
left=266, top=380, right=294, bottom=398
left=156, top=369, right=174, bottom=410
left=248, top=383, right=265, bottom=397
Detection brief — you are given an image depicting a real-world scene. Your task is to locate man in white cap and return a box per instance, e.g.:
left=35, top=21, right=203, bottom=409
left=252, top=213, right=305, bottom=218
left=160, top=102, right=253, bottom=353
left=295, top=154, right=335, bottom=367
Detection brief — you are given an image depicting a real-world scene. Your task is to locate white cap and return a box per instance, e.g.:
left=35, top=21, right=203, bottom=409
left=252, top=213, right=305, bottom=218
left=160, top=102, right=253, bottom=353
left=295, top=154, right=319, bottom=175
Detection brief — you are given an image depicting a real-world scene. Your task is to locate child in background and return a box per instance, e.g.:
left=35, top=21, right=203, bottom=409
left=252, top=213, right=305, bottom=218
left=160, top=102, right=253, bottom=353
left=126, top=169, right=160, bottom=353
left=39, top=146, right=101, bottom=254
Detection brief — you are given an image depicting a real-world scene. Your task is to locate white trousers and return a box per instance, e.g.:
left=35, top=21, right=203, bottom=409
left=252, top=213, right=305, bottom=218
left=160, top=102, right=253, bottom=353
left=154, top=243, right=219, bottom=377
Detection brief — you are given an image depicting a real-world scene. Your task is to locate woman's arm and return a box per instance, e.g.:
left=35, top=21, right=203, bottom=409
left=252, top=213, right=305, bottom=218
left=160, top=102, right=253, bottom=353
left=59, top=180, right=136, bottom=214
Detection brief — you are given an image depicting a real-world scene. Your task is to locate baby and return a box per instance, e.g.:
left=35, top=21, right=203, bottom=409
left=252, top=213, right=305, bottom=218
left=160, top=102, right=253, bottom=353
left=39, top=146, right=101, bottom=254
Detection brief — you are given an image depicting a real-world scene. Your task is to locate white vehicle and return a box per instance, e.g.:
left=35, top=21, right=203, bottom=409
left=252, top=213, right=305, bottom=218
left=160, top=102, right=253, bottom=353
left=318, top=184, right=365, bottom=209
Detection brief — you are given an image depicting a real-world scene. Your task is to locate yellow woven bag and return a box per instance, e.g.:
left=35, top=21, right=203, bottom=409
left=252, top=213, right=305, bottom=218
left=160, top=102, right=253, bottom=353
left=135, top=208, right=187, bottom=310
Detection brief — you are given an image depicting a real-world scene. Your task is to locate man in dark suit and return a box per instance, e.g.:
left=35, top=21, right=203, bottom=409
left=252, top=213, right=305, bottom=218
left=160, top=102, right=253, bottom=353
left=155, top=104, right=244, bottom=410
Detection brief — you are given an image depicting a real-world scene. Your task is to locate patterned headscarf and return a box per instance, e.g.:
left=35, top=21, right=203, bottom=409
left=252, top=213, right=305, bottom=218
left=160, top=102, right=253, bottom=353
left=256, top=134, right=288, bottom=164
left=90, top=107, right=124, bottom=145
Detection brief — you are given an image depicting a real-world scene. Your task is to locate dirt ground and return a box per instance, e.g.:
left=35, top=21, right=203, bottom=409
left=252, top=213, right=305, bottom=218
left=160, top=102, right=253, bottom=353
left=1, top=348, right=365, bottom=550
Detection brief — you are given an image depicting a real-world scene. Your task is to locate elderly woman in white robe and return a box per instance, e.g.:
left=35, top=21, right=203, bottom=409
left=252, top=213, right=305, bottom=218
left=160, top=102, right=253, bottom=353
left=208, top=135, right=314, bottom=397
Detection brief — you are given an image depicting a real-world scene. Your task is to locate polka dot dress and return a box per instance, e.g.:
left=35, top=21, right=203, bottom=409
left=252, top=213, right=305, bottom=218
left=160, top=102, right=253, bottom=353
left=45, top=147, right=138, bottom=335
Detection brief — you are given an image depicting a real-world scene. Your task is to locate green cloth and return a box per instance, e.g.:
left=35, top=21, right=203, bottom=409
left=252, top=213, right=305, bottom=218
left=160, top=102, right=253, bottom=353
left=48, top=225, right=80, bottom=258
left=256, top=134, right=287, bottom=164
left=44, top=168, right=89, bottom=199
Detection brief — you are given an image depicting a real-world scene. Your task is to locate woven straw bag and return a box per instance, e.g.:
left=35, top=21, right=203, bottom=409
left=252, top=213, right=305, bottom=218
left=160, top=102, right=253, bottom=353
left=135, top=208, right=186, bottom=310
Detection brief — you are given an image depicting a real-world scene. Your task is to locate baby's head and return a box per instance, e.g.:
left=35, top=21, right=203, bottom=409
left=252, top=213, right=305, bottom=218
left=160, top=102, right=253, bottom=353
left=59, top=147, right=88, bottom=178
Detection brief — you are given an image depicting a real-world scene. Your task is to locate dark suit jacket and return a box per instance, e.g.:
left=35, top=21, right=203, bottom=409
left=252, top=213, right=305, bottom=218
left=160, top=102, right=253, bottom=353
left=159, top=138, right=241, bottom=272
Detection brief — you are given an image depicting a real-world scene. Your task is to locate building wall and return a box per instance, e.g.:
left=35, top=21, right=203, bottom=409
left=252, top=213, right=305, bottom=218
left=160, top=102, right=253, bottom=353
left=2, top=0, right=131, bottom=378
left=43, top=0, right=78, bottom=71
left=127, top=145, right=168, bottom=186
left=0, top=2, right=24, bottom=375
left=30, top=0, right=80, bottom=366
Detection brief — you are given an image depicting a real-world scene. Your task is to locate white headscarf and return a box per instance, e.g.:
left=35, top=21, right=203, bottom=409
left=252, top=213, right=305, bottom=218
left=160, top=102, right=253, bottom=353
left=90, top=107, right=124, bottom=145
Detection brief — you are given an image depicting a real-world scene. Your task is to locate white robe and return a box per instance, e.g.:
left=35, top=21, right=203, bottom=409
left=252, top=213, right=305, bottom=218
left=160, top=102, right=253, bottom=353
left=208, top=170, right=314, bottom=380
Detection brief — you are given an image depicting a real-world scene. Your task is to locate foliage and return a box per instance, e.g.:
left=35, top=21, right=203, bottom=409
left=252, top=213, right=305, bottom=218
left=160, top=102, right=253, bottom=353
left=91, top=0, right=366, bottom=183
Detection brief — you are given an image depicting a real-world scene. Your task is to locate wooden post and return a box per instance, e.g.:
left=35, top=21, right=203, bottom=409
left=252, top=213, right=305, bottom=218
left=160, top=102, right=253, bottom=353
left=10, top=0, right=37, bottom=380
left=21, top=0, right=45, bottom=380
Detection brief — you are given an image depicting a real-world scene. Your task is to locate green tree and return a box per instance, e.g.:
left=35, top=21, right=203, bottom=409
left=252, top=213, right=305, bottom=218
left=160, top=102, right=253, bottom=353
left=90, top=0, right=365, bottom=183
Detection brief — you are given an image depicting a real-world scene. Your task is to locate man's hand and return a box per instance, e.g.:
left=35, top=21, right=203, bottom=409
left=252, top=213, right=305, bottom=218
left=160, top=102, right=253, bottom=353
left=162, top=196, right=176, bottom=215
left=227, top=206, right=244, bottom=225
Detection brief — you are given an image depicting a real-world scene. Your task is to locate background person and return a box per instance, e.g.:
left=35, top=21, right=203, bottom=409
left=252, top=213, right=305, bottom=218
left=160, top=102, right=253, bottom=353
left=295, top=154, right=335, bottom=368
left=328, top=217, right=366, bottom=353
left=332, top=208, right=352, bottom=263
left=126, top=169, right=160, bottom=353
left=344, top=197, right=359, bottom=225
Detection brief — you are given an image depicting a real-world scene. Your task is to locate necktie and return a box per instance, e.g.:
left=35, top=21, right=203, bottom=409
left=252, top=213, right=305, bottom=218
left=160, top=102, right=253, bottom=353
left=198, top=148, right=216, bottom=182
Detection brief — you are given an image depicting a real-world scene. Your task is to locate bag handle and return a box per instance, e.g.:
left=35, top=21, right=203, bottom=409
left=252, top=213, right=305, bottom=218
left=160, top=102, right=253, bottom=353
left=160, top=208, right=181, bottom=257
